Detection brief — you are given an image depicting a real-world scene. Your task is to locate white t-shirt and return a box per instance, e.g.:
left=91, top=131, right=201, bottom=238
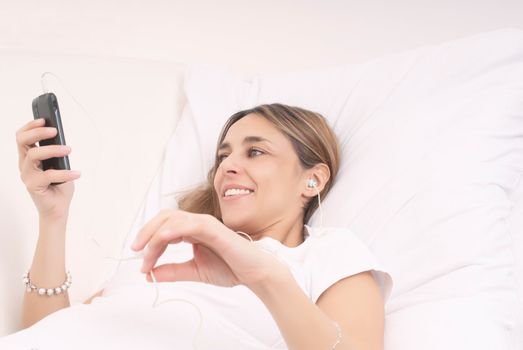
left=1, top=225, right=393, bottom=349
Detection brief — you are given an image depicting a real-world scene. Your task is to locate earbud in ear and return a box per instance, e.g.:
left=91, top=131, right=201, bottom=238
left=307, top=178, right=318, bottom=188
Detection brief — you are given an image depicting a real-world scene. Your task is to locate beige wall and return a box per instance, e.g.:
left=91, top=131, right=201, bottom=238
left=1, top=0, right=522, bottom=74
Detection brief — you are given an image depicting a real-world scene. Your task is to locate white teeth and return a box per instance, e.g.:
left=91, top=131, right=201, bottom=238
left=224, top=188, right=253, bottom=197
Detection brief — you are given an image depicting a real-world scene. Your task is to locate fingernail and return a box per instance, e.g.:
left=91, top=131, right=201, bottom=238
left=131, top=239, right=139, bottom=250
left=71, top=171, right=81, bottom=176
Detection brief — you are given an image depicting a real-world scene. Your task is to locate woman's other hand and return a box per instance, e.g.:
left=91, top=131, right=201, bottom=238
left=15, top=118, right=81, bottom=219
left=130, top=209, right=288, bottom=290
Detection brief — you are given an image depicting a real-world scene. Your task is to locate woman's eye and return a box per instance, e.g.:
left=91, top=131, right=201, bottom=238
left=248, top=148, right=263, bottom=157
left=217, top=148, right=263, bottom=164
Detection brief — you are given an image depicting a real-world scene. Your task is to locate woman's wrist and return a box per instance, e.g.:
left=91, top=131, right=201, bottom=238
left=246, top=262, right=293, bottom=299
left=39, top=211, right=69, bottom=226
left=204, top=214, right=293, bottom=292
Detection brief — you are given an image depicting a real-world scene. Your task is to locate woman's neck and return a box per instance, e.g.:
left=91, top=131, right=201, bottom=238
left=251, top=216, right=305, bottom=247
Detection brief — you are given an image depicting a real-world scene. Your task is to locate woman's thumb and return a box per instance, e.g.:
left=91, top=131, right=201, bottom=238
left=146, top=261, right=201, bottom=283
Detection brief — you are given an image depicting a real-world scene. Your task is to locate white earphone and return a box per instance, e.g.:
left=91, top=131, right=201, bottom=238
left=307, top=178, right=317, bottom=188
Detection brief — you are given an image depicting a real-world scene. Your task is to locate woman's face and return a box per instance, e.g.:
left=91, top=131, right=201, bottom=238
left=213, top=114, right=306, bottom=233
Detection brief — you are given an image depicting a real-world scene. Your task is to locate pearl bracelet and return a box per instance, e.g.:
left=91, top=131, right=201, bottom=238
left=22, top=270, right=71, bottom=296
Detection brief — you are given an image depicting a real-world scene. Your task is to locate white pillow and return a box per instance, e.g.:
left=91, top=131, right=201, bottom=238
left=119, top=28, right=523, bottom=349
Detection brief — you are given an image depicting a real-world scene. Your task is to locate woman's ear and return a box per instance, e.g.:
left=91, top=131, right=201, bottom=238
left=302, top=163, right=330, bottom=198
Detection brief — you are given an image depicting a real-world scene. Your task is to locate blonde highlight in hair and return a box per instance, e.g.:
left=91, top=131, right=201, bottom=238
left=177, top=103, right=340, bottom=225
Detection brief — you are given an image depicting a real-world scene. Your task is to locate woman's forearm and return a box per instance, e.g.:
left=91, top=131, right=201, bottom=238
left=21, top=215, right=71, bottom=329
left=249, top=270, right=355, bottom=350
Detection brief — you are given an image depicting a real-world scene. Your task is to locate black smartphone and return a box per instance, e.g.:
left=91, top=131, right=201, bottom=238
left=32, top=92, right=71, bottom=184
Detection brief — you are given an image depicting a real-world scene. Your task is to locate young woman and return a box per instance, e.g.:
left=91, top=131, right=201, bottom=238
left=6, top=103, right=392, bottom=349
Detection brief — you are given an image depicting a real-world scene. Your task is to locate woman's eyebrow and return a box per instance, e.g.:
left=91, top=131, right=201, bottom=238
left=218, top=136, right=273, bottom=151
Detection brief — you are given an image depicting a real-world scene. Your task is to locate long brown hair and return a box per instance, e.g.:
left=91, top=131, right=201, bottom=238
left=176, top=103, right=340, bottom=225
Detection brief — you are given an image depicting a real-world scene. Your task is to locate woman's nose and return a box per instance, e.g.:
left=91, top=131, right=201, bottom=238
left=220, top=154, right=242, bottom=174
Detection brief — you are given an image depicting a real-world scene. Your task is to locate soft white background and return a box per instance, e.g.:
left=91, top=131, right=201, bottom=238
left=1, top=0, right=523, bottom=340
left=2, top=0, right=523, bottom=74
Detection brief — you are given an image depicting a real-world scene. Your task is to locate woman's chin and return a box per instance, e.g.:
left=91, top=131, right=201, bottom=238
left=221, top=215, right=250, bottom=232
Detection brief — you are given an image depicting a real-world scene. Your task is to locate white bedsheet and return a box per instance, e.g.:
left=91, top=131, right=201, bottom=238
left=0, top=280, right=277, bottom=350
left=1, top=224, right=393, bottom=350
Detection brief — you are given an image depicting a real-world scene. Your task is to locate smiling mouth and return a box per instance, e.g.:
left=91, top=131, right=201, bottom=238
left=222, top=191, right=254, bottom=201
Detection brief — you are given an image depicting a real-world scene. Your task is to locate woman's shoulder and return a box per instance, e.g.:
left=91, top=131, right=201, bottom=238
left=304, top=224, right=394, bottom=304
left=305, top=225, right=386, bottom=268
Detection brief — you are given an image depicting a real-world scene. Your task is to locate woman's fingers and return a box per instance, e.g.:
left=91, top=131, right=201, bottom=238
left=16, top=118, right=48, bottom=169
left=134, top=211, right=214, bottom=273
left=131, top=210, right=173, bottom=251
left=17, top=126, right=57, bottom=150
left=147, top=261, right=200, bottom=283
left=26, top=144, right=71, bottom=163
left=140, top=223, right=193, bottom=272
left=20, top=145, right=71, bottom=186
left=141, top=241, right=169, bottom=273
left=132, top=210, right=206, bottom=251
left=24, top=169, right=81, bottom=191
left=18, top=137, right=78, bottom=189
left=16, top=118, right=45, bottom=136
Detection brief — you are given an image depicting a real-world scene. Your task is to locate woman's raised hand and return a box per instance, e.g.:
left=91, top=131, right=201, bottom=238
left=15, top=118, right=81, bottom=219
left=131, top=209, right=289, bottom=290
